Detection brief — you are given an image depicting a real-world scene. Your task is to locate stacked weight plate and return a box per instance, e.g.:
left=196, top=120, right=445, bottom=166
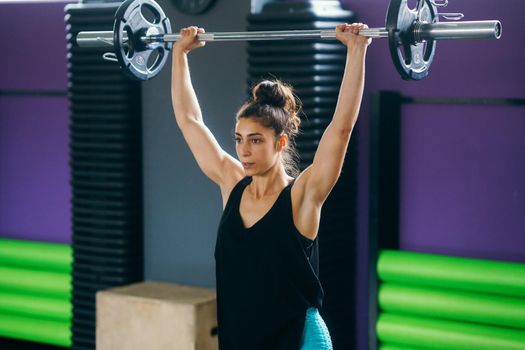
left=65, top=3, right=144, bottom=350
left=247, top=2, right=358, bottom=349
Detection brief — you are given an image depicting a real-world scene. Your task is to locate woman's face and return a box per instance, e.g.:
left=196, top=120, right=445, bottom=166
left=235, top=118, right=283, bottom=176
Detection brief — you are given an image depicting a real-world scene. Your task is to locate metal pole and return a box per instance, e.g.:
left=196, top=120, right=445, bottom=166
left=153, top=28, right=388, bottom=43
left=75, top=21, right=501, bottom=48
left=75, top=28, right=388, bottom=47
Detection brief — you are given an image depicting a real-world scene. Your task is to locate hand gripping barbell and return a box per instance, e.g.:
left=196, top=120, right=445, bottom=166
left=75, top=0, right=502, bottom=81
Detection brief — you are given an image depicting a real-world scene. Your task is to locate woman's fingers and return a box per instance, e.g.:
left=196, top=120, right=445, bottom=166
left=335, top=22, right=372, bottom=47
left=174, top=26, right=206, bottom=53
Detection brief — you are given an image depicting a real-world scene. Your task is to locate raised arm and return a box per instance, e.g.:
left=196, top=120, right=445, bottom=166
left=171, top=27, right=243, bottom=190
left=299, top=23, right=371, bottom=204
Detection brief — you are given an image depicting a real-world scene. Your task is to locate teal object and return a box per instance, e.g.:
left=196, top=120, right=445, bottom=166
left=300, top=307, right=333, bottom=350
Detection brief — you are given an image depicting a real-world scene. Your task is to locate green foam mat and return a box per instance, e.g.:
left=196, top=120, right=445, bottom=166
left=0, top=290, right=71, bottom=321
left=0, top=238, right=71, bottom=272
left=0, top=313, right=71, bottom=347
left=378, top=250, right=525, bottom=297
left=379, top=283, right=525, bottom=329
left=0, top=266, right=70, bottom=298
left=380, top=344, right=429, bottom=350
left=377, top=313, right=525, bottom=350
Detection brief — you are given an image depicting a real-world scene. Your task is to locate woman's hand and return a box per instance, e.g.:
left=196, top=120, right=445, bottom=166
left=335, top=23, right=372, bottom=49
left=173, top=26, right=206, bottom=55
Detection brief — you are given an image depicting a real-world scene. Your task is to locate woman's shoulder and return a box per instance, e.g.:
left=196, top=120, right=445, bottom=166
left=220, top=175, right=250, bottom=209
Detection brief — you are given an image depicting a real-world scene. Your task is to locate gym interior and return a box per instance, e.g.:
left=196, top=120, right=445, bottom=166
left=0, top=0, right=524, bottom=349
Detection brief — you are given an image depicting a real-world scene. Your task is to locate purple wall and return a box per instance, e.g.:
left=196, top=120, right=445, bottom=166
left=339, top=1, right=525, bottom=349
left=0, top=2, right=70, bottom=91
left=400, top=104, right=525, bottom=262
left=0, top=1, right=71, bottom=243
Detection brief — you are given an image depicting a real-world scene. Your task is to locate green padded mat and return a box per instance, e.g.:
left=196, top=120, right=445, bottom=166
left=379, top=283, right=525, bottom=329
left=378, top=250, right=525, bottom=297
left=0, top=238, right=71, bottom=272
left=377, top=313, right=525, bottom=350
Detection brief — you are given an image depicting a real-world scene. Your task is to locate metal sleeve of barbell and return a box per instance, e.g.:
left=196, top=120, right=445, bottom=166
left=76, top=31, right=122, bottom=47
left=415, top=20, right=502, bottom=42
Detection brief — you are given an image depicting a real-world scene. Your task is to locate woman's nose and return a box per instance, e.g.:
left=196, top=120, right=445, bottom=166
left=240, top=142, right=251, bottom=156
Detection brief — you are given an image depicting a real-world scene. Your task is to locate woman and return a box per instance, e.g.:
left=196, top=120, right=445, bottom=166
left=172, top=23, right=371, bottom=350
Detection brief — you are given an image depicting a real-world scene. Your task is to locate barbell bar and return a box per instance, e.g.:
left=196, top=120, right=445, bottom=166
left=76, top=22, right=501, bottom=47
left=74, top=0, right=502, bottom=81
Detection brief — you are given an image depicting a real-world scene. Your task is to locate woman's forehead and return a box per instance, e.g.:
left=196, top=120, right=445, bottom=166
left=235, top=118, right=271, bottom=135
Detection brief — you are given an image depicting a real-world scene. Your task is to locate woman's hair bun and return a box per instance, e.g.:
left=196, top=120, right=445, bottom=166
left=252, top=80, right=290, bottom=109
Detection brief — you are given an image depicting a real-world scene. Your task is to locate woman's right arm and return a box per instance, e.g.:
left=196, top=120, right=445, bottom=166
left=171, top=27, right=243, bottom=193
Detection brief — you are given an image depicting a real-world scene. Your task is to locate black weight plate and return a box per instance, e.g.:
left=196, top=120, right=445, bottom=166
left=386, top=0, right=437, bottom=80
left=113, top=0, right=172, bottom=81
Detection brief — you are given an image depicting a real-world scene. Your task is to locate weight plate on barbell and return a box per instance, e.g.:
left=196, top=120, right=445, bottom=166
left=386, top=0, right=437, bottom=80
left=113, top=0, right=172, bottom=81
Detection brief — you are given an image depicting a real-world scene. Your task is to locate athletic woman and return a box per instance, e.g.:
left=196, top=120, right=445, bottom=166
left=171, top=23, right=371, bottom=350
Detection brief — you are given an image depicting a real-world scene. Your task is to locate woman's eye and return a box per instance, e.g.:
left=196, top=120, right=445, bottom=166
left=251, top=139, right=261, bottom=144
left=234, top=138, right=241, bottom=143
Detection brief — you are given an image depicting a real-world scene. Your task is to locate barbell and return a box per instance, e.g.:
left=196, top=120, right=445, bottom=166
left=74, top=0, right=502, bottom=81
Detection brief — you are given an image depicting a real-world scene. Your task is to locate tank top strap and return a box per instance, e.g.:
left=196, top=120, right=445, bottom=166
left=223, top=176, right=252, bottom=212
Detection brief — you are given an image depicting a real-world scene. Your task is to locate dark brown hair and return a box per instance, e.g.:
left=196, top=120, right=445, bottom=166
left=236, top=80, right=301, bottom=177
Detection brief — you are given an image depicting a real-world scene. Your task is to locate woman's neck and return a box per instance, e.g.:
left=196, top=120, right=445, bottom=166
left=248, top=166, right=293, bottom=199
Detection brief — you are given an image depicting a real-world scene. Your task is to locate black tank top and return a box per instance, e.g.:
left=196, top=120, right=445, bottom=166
left=214, top=176, right=324, bottom=350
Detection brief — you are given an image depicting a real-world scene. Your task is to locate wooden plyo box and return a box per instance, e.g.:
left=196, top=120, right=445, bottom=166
left=96, top=281, right=218, bottom=350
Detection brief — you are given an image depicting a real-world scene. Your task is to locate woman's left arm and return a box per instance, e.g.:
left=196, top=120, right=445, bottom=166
left=300, top=23, right=371, bottom=204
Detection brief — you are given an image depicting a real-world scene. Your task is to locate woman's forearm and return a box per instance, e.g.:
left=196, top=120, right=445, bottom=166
left=331, top=45, right=367, bottom=133
left=171, top=51, right=203, bottom=128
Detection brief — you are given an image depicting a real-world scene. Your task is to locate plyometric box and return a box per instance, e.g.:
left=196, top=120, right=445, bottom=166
left=97, top=281, right=218, bottom=350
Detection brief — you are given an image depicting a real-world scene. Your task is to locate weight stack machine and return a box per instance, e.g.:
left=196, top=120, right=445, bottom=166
left=247, top=2, right=358, bottom=348
left=65, top=3, right=144, bottom=349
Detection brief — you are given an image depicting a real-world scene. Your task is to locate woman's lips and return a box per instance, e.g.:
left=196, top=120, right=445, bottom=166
left=242, top=162, right=254, bottom=169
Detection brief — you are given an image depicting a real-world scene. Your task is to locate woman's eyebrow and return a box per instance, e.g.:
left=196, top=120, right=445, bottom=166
left=234, top=132, right=264, bottom=137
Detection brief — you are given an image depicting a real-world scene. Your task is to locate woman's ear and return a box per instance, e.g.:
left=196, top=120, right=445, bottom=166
left=276, top=134, right=288, bottom=151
